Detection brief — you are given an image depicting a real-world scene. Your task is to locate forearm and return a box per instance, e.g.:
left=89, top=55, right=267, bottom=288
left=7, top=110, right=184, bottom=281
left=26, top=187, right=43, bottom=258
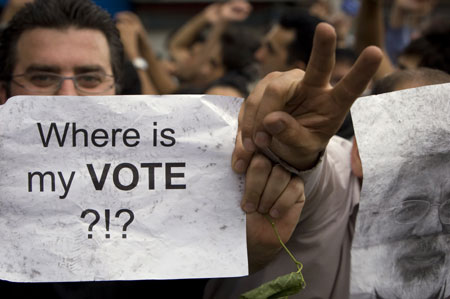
left=354, top=0, right=394, bottom=80
left=390, top=1, right=410, bottom=29
left=354, top=0, right=385, bottom=53
left=139, top=34, right=178, bottom=94
left=135, top=68, right=159, bottom=95
left=168, top=12, right=210, bottom=62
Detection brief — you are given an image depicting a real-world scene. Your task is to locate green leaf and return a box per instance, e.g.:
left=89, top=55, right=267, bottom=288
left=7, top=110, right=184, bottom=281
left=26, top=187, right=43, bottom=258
left=241, top=215, right=306, bottom=299
left=240, top=271, right=305, bottom=299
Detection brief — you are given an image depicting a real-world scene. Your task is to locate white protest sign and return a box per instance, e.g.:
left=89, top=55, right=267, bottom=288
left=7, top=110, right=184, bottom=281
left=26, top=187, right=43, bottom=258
left=350, top=83, right=450, bottom=298
left=0, top=95, right=247, bottom=282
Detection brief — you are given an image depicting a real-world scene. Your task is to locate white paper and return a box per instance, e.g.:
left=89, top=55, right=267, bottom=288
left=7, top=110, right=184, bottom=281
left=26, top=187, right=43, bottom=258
left=350, top=83, right=450, bottom=298
left=0, top=95, right=248, bottom=282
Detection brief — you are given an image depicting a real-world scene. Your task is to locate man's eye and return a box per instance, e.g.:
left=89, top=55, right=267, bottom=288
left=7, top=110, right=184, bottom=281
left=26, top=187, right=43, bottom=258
left=77, top=74, right=103, bottom=87
left=29, top=74, right=59, bottom=87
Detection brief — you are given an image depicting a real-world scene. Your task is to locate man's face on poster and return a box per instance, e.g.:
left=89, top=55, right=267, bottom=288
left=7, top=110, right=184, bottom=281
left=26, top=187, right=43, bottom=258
left=355, top=153, right=450, bottom=298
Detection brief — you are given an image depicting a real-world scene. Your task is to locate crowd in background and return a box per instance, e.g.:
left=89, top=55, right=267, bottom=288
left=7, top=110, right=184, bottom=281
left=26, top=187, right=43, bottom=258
left=1, top=0, right=448, bottom=108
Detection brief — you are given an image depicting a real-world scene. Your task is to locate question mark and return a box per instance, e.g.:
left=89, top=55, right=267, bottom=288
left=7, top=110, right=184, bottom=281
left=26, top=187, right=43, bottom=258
left=81, top=209, right=100, bottom=239
left=115, top=209, right=134, bottom=239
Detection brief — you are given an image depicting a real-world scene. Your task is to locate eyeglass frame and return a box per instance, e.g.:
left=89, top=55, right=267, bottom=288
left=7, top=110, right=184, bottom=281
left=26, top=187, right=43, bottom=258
left=10, top=71, right=116, bottom=95
left=360, top=199, right=450, bottom=225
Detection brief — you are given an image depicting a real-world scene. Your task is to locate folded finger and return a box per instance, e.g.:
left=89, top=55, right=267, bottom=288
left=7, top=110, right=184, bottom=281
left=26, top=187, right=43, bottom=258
left=269, top=176, right=305, bottom=219
left=252, top=69, right=305, bottom=147
left=258, top=164, right=291, bottom=214
left=232, top=129, right=253, bottom=173
left=242, top=154, right=272, bottom=213
left=240, top=72, right=283, bottom=153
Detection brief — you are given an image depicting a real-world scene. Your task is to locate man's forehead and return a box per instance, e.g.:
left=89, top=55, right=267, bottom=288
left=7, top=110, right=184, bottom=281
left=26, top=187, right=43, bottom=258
left=383, top=156, right=450, bottom=203
left=14, top=27, right=112, bottom=73
left=266, top=25, right=295, bottom=48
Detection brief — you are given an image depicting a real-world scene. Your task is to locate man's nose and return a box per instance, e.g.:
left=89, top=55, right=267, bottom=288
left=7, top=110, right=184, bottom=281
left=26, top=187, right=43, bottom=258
left=411, top=205, right=444, bottom=236
left=254, top=46, right=265, bottom=62
left=55, top=78, right=79, bottom=96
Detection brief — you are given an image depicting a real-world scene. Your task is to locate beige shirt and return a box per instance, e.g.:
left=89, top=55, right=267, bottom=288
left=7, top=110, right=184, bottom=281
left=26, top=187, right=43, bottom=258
left=204, top=136, right=360, bottom=299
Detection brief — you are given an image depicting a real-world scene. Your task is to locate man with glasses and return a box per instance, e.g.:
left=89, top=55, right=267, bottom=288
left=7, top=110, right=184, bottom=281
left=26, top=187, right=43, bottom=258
left=0, top=0, right=122, bottom=102
left=353, top=153, right=450, bottom=298
left=349, top=68, right=450, bottom=299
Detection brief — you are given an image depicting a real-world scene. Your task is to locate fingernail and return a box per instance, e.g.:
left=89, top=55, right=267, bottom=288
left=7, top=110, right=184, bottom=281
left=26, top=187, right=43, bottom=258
left=255, top=131, right=270, bottom=147
left=270, top=209, right=280, bottom=219
left=234, top=159, right=245, bottom=173
left=258, top=206, right=268, bottom=214
left=267, top=120, right=285, bottom=135
left=244, top=202, right=256, bottom=213
left=243, top=138, right=256, bottom=152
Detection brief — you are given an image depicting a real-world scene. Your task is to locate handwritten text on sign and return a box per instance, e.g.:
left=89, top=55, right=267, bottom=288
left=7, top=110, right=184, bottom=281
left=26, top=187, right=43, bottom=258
left=0, top=95, right=247, bottom=282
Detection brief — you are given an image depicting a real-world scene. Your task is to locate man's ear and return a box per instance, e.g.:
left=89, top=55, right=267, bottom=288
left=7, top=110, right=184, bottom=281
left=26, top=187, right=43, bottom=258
left=0, top=82, right=8, bottom=104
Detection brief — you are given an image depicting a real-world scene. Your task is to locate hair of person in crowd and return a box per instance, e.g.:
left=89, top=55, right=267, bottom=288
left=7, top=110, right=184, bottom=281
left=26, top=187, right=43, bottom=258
left=0, top=0, right=124, bottom=95
left=279, top=8, right=322, bottom=66
left=220, top=24, right=260, bottom=82
left=398, top=25, right=450, bottom=74
left=205, top=71, right=251, bottom=98
left=371, top=67, right=450, bottom=95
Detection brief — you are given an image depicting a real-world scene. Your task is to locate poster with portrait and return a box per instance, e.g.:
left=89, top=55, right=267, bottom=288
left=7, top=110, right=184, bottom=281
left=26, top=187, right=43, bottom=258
left=350, top=83, right=450, bottom=299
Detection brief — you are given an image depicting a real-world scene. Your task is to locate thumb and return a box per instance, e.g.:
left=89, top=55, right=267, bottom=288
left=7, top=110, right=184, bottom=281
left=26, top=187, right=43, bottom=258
left=261, top=111, right=304, bottom=148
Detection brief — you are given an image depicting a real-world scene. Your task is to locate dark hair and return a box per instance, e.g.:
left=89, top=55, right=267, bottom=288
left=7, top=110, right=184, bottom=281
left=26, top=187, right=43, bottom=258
left=371, top=68, right=450, bottom=95
left=335, top=48, right=357, bottom=65
left=279, top=8, right=322, bottom=65
left=206, top=71, right=250, bottom=98
left=220, top=24, right=259, bottom=82
left=0, top=0, right=124, bottom=93
left=400, top=29, right=450, bottom=74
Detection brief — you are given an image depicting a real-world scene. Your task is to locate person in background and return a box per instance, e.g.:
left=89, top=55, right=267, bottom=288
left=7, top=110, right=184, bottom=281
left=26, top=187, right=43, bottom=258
left=354, top=0, right=441, bottom=80
left=0, top=0, right=33, bottom=27
left=167, top=0, right=253, bottom=93
left=254, top=8, right=321, bottom=77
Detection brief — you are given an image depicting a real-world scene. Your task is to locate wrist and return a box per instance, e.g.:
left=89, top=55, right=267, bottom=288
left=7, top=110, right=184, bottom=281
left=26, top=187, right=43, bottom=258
left=260, top=147, right=322, bottom=175
left=131, top=57, right=149, bottom=71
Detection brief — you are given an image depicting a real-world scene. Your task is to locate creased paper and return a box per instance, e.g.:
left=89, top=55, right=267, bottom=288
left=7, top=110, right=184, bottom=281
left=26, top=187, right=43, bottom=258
left=0, top=95, right=247, bottom=282
left=350, top=83, right=450, bottom=298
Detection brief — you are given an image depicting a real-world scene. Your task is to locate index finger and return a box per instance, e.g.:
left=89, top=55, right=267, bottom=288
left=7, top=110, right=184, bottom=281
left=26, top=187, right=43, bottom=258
left=302, top=22, right=337, bottom=88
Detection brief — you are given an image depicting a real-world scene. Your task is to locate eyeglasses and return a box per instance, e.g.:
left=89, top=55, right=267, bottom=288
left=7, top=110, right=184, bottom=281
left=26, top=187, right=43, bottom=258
left=11, top=71, right=115, bottom=95
left=393, top=200, right=450, bottom=225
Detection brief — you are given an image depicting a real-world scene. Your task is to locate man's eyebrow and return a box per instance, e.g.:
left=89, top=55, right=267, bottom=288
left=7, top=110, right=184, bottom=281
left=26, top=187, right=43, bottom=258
left=25, top=65, right=61, bottom=73
left=74, top=65, right=108, bottom=74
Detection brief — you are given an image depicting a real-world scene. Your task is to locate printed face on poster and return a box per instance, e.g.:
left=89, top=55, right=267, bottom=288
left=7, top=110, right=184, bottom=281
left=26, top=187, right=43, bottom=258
left=351, top=83, right=450, bottom=299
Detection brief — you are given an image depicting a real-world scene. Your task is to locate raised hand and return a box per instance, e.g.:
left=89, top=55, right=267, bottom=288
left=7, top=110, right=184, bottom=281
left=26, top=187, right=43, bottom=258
left=394, top=0, right=438, bottom=15
left=203, top=0, right=252, bottom=24
left=232, top=23, right=382, bottom=174
left=219, top=0, right=252, bottom=22
left=115, top=11, right=146, bottom=59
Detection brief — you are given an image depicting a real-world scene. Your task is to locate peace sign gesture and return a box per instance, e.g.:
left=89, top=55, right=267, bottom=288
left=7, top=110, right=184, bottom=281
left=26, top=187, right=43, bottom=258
left=233, top=23, right=382, bottom=174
